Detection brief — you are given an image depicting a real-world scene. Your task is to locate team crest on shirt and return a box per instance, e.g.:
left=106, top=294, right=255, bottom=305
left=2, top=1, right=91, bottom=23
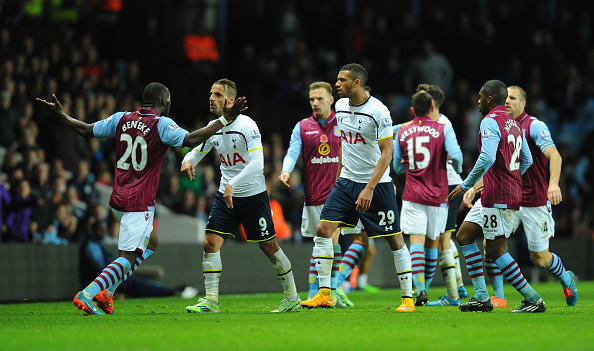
left=250, top=130, right=261, bottom=140
left=320, top=134, right=328, bottom=143
left=334, top=126, right=340, bottom=136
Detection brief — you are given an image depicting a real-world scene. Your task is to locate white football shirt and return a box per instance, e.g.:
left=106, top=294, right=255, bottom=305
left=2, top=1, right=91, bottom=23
left=335, top=96, right=393, bottom=183
left=185, top=114, right=266, bottom=197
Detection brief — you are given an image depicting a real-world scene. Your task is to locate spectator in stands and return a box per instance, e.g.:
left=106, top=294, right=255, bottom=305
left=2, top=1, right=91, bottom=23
left=0, top=176, right=11, bottom=242
left=4, top=179, right=39, bottom=242
left=54, top=202, right=78, bottom=241
left=30, top=163, right=54, bottom=236
left=0, top=89, right=20, bottom=149
left=68, top=159, right=97, bottom=202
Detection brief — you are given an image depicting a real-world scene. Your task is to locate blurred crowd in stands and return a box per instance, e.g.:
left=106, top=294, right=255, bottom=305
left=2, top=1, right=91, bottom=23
left=1, top=0, right=594, bottom=247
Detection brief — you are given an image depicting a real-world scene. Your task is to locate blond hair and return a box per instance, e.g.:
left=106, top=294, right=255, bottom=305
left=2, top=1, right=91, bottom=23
left=309, top=81, right=333, bottom=95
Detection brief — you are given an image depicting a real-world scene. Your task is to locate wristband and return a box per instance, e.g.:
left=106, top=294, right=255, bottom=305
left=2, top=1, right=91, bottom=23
left=218, top=116, right=229, bottom=126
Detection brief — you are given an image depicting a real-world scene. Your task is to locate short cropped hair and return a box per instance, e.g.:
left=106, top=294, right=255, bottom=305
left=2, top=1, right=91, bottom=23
left=214, top=78, right=238, bottom=97
left=482, top=80, right=508, bottom=105
left=411, top=91, right=433, bottom=117
left=508, top=85, right=527, bottom=102
left=143, top=82, right=169, bottom=105
left=340, top=63, right=368, bottom=86
left=309, top=81, right=333, bottom=95
left=416, top=84, right=445, bottom=108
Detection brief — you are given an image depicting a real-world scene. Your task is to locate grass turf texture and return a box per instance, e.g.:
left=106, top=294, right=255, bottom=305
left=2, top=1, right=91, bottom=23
left=1, top=281, right=592, bottom=351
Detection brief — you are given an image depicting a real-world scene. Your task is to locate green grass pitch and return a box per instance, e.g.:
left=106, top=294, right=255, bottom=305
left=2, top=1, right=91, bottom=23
left=1, top=281, right=592, bottom=350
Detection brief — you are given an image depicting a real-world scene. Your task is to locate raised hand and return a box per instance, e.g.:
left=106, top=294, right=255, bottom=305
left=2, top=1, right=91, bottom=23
left=35, top=94, right=64, bottom=115
left=222, top=97, right=248, bottom=123
left=35, top=94, right=94, bottom=137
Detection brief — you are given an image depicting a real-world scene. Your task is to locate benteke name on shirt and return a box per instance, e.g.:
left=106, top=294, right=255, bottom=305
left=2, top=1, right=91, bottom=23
left=121, top=120, right=151, bottom=135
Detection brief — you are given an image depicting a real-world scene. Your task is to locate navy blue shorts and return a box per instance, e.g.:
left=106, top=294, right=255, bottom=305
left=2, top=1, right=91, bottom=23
left=206, top=191, right=276, bottom=242
left=446, top=184, right=462, bottom=233
left=320, top=178, right=401, bottom=238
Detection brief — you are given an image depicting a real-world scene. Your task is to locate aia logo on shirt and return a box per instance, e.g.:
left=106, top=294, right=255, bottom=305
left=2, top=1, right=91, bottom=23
left=341, top=130, right=366, bottom=144
left=220, top=153, right=246, bottom=166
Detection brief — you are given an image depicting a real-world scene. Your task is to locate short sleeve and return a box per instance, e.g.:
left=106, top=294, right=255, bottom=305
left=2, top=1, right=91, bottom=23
left=157, top=117, right=189, bottom=147
left=92, top=112, right=126, bottom=138
left=376, top=104, right=393, bottom=140
left=529, top=120, right=555, bottom=153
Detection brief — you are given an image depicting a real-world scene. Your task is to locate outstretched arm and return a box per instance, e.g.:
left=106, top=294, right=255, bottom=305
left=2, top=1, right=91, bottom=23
left=36, top=94, right=94, bottom=138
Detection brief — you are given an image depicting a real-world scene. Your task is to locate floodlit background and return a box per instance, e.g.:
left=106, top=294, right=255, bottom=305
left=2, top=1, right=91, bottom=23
left=1, top=0, right=593, bottom=302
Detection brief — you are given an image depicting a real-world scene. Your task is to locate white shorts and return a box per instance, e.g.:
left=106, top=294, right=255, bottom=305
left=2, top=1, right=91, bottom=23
left=400, top=200, right=448, bottom=240
left=112, top=209, right=154, bottom=253
left=512, top=203, right=555, bottom=252
left=463, top=199, right=516, bottom=240
left=302, top=205, right=362, bottom=237
left=301, top=205, right=323, bottom=238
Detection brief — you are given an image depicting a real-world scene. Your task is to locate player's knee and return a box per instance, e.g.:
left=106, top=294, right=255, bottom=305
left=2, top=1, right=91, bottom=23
left=315, top=222, right=334, bottom=238
left=202, top=235, right=219, bottom=253
left=259, top=238, right=279, bottom=256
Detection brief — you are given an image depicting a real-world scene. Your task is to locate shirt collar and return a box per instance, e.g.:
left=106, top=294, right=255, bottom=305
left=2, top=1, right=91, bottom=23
left=138, top=108, right=158, bottom=117
left=516, top=111, right=529, bottom=123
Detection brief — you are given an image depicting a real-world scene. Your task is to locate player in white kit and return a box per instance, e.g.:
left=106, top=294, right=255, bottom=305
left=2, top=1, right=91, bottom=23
left=181, top=79, right=300, bottom=313
left=301, top=63, right=414, bottom=312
